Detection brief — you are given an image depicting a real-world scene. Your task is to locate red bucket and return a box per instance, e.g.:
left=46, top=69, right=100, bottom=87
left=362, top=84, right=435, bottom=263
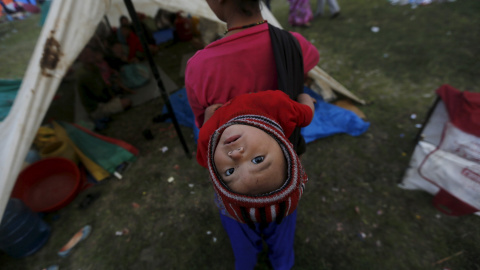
left=11, top=157, right=82, bottom=212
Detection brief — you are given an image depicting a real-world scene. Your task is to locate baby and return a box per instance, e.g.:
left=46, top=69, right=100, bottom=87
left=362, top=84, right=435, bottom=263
left=196, top=90, right=314, bottom=225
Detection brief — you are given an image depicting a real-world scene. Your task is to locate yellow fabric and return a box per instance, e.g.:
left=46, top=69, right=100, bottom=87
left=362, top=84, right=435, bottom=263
left=52, top=122, right=110, bottom=181
left=34, top=126, right=58, bottom=150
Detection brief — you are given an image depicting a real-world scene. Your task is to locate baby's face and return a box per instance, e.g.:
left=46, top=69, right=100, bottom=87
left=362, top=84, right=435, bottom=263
left=214, top=125, right=286, bottom=195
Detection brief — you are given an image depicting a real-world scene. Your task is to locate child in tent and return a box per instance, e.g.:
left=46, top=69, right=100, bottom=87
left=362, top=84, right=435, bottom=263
left=76, top=46, right=132, bottom=122
left=196, top=90, right=315, bottom=269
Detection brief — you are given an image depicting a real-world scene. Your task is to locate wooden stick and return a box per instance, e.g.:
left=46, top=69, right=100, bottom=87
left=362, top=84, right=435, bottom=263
left=309, top=67, right=366, bottom=105
left=432, top=251, right=464, bottom=266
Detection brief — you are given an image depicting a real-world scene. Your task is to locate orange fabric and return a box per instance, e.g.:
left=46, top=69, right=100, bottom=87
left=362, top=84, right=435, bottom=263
left=0, top=0, right=14, bottom=15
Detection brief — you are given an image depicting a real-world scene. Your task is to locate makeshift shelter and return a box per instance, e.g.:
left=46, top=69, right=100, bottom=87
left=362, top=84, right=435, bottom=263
left=0, top=0, right=364, bottom=218
left=400, top=84, right=480, bottom=216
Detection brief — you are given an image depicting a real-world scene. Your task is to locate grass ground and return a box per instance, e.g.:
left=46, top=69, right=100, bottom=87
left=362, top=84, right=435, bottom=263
left=1, top=0, right=480, bottom=269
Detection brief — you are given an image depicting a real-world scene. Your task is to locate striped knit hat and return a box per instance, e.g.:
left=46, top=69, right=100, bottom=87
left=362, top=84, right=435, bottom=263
left=207, top=114, right=308, bottom=228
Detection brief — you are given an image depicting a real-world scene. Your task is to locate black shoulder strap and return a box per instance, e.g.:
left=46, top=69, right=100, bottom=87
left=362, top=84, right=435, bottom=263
left=268, top=24, right=307, bottom=155
left=268, top=23, right=304, bottom=98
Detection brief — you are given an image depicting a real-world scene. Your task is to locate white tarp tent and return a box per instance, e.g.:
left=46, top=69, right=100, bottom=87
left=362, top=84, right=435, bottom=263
left=0, top=0, right=364, bottom=218
left=399, top=85, right=480, bottom=216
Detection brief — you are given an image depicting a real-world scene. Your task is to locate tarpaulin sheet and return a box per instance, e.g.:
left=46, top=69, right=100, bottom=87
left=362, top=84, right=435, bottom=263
left=0, top=80, right=21, bottom=122
left=436, top=84, right=480, bottom=137
left=55, top=121, right=138, bottom=181
left=301, top=87, right=370, bottom=143
left=161, top=87, right=200, bottom=142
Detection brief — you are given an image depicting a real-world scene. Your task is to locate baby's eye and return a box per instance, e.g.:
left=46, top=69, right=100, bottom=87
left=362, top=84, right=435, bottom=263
left=225, top=168, right=235, bottom=176
left=252, top=156, right=264, bottom=164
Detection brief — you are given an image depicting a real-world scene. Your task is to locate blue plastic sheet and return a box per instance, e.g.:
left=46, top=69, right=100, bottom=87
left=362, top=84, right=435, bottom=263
left=301, top=87, right=370, bottom=143
left=161, top=88, right=200, bottom=141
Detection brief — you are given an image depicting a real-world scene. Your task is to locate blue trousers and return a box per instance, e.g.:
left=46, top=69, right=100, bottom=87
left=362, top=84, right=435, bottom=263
left=220, top=210, right=297, bottom=270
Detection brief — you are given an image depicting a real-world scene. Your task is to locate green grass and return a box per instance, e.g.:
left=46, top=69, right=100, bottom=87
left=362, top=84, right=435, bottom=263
left=0, top=14, right=42, bottom=79
left=1, top=1, right=480, bottom=269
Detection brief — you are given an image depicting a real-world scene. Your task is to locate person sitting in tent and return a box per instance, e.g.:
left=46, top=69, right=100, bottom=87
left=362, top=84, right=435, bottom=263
left=92, top=48, right=134, bottom=96
left=76, top=46, right=132, bottom=122
left=117, top=15, right=158, bottom=60
left=119, top=14, right=157, bottom=46
left=100, top=33, right=129, bottom=71
left=116, top=25, right=145, bottom=62
left=95, top=32, right=151, bottom=90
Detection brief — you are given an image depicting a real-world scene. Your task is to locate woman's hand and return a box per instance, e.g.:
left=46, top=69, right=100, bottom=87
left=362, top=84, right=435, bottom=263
left=204, top=104, right=223, bottom=125
left=297, top=93, right=316, bottom=114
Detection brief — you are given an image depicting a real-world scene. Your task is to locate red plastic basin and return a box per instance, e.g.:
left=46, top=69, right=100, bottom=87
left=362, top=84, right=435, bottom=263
left=11, top=157, right=81, bottom=212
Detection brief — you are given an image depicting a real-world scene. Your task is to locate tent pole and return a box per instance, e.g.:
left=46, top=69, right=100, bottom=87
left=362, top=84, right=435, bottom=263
left=415, top=95, right=440, bottom=143
left=103, top=15, right=111, bottom=30
left=123, top=0, right=191, bottom=158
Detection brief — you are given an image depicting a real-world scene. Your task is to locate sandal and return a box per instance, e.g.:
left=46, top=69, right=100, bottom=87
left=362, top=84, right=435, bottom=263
left=58, top=225, right=92, bottom=257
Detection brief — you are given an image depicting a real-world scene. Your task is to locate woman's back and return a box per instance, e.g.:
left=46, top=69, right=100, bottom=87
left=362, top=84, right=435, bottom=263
left=186, top=23, right=319, bottom=127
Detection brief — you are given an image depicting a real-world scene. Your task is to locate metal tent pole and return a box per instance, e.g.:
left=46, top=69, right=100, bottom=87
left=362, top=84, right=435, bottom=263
left=103, top=15, right=111, bottom=30
left=415, top=95, right=440, bottom=144
left=123, top=0, right=191, bottom=158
